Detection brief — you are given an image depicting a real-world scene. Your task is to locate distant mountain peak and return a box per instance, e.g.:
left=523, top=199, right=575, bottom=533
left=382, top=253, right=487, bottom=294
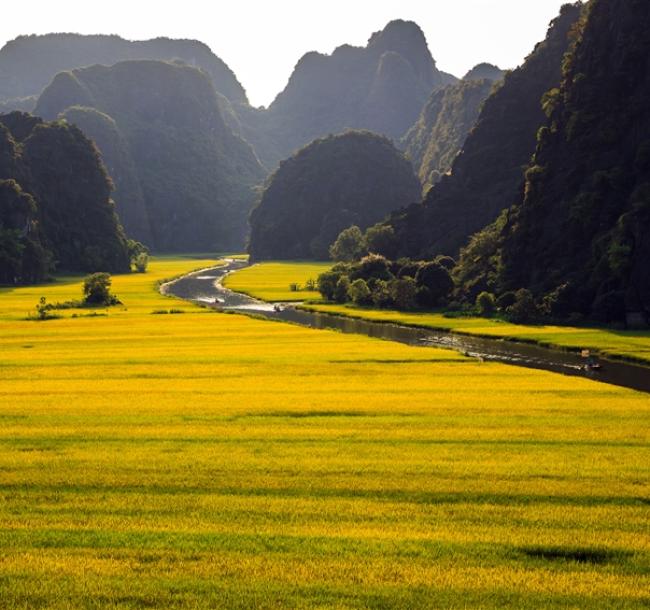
left=368, top=19, right=429, bottom=47
left=263, top=19, right=443, bottom=167
left=463, top=63, right=505, bottom=82
left=0, top=33, right=248, bottom=104
left=367, top=20, right=438, bottom=83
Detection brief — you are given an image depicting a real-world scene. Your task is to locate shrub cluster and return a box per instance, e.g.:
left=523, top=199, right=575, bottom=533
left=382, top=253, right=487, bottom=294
left=317, top=254, right=454, bottom=310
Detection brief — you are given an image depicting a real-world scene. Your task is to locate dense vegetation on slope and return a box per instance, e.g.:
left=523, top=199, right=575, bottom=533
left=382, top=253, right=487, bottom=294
left=0, top=33, right=264, bottom=169
left=36, top=60, right=265, bottom=251
left=0, top=33, right=247, bottom=105
left=0, top=178, right=48, bottom=284
left=258, top=21, right=449, bottom=168
left=0, top=112, right=130, bottom=281
left=387, top=4, right=582, bottom=258
left=403, top=76, right=500, bottom=189
left=60, top=106, right=152, bottom=245
left=248, top=131, right=420, bottom=261
left=495, top=0, right=650, bottom=323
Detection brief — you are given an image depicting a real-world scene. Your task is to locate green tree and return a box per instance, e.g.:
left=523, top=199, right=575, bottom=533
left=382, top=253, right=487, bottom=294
left=83, top=272, right=118, bottom=305
left=134, top=252, right=149, bottom=273
left=352, top=254, right=393, bottom=283
left=365, top=224, right=397, bottom=259
left=348, top=279, right=371, bottom=305
left=334, top=276, right=351, bottom=303
left=317, top=270, right=342, bottom=301
left=415, top=262, right=454, bottom=307
left=35, top=296, right=54, bottom=320
left=371, top=280, right=393, bottom=307
left=434, top=255, right=456, bottom=270
left=506, top=289, right=538, bottom=323
left=389, top=277, right=418, bottom=310
left=497, top=291, right=517, bottom=312
left=476, top=291, right=496, bottom=316
left=329, top=226, right=367, bottom=262
left=127, top=239, right=149, bottom=273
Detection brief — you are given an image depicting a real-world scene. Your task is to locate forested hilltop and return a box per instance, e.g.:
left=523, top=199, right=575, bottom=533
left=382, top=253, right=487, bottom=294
left=486, top=0, right=650, bottom=323
left=248, top=131, right=420, bottom=261
left=36, top=60, right=264, bottom=251
left=385, top=3, right=582, bottom=258
left=0, top=112, right=130, bottom=283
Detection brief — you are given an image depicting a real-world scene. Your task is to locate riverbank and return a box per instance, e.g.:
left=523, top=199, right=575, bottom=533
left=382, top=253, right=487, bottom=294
left=224, top=261, right=650, bottom=367
left=302, top=303, right=650, bottom=366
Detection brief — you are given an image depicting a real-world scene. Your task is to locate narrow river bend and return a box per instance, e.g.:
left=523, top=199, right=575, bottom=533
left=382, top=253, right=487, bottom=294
left=161, top=259, right=650, bottom=394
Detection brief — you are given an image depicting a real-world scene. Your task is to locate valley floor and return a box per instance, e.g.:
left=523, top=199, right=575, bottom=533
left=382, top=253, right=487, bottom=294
left=225, top=261, right=650, bottom=365
left=0, top=257, right=649, bottom=608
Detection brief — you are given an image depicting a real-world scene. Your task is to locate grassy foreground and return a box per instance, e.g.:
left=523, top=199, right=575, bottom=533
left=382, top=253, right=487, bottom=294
left=227, top=262, right=650, bottom=365
left=0, top=257, right=649, bottom=608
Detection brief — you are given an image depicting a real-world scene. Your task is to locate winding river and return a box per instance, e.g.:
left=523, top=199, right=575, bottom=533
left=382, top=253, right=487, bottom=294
left=162, top=259, right=650, bottom=394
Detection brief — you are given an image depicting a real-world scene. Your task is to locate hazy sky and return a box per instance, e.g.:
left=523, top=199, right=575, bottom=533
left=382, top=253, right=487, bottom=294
left=1, top=0, right=569, bottom=107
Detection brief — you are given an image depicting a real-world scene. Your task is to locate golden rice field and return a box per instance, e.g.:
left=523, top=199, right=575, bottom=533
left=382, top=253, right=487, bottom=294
left=223, top=261, right=330, bottom=302
left=1, top=256, right=649, bottom=608
left=227, top=261, right=650, bottom=365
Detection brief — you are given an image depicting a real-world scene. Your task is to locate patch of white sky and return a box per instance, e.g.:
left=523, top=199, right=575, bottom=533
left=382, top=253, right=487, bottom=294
left=0, top=0, right=570, bottom=107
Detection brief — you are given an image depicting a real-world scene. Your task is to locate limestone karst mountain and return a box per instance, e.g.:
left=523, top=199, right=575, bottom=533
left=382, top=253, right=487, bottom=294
left=402, top=69, right=502, bottom=190
left=0, top=111, right=130, bottom=280
left=0, top=34, right=247, bottom=105
left=35, top=60, right=265, bottom=251
left=496, top=0, right=650, bottom=322
left=385, top=4, right=582, bottom=258
left=0, top=24, right=457, bottom=173
left=248, top=131, right=421, bottom=261
left=257, top=20, right=450, bottom=168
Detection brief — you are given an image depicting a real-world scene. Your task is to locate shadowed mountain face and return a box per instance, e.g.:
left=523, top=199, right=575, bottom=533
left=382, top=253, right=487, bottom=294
left=403, top=68, right=503, bottom=190
left=387, top=4, right=582, bottom=259
left=248, top=131, right=421, bottom=261
left=463, top=63, right=505, bottom=82
left=0, top=112, right=130, bottom=279
left=498, top=0, right=650, bottom=322
left=35, top=60, right=265, bottom=251
left=257, top=20, right=448, bottom=168
left=0, top=34, right=247, bottom=105
left=0, top=24, right=455, bottom=173
left=60, top=106, right=152, bottom=245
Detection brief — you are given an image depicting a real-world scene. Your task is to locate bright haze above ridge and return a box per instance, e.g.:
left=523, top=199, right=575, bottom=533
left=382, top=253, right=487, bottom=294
left=0, top=0, right=569, bottom=107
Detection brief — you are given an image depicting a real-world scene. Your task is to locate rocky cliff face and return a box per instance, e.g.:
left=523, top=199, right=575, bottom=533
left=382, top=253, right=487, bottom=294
left=248, top=131, right=421, bottom=261
left=258, top=21, right=447, bottom=168
left=60, top=106, right=152, bottom=245
left=0, top=112, right=130, bottom=277
left=402, top=76, right=500, bottom=190
left=499, top=0, right=650, bottom=322
left=0, top=25, right=454, bottom=173
left=387, top=4, right=582, bottom=258
left=35, top=60, right=265, bottom=251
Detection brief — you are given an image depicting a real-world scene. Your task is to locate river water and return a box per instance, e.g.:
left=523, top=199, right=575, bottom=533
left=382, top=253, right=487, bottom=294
left=161, top=259, right=650, bottom=394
